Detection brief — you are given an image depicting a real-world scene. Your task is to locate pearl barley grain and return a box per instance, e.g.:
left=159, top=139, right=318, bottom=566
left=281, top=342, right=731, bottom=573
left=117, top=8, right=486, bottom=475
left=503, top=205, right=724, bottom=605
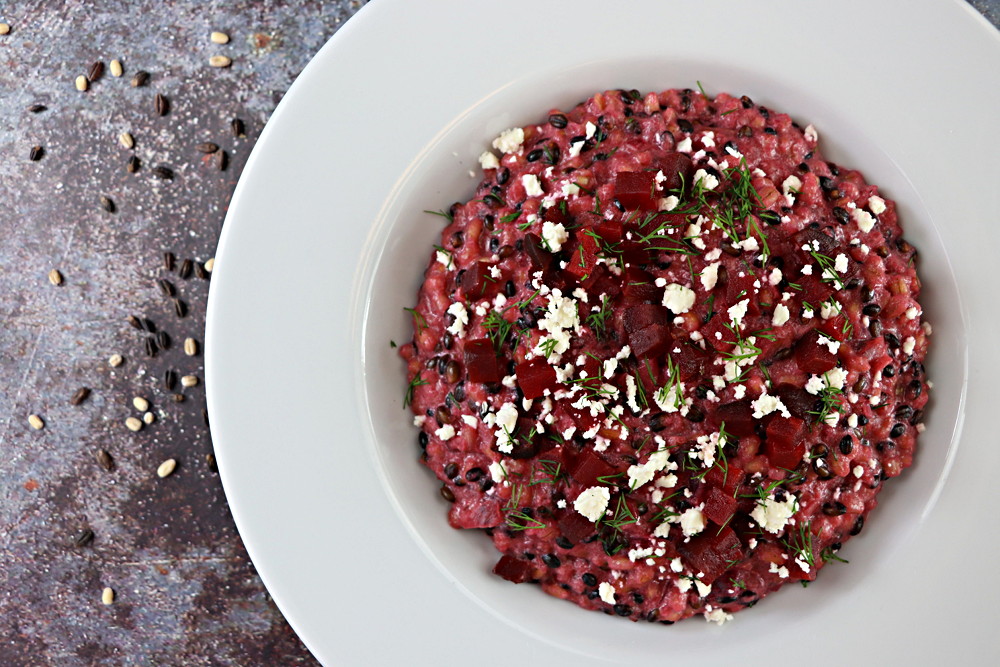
left=28, top=414, right=44, bottom=430
left=180, top=375, right=199, bottom=388
left=157, top=458, right=177, bottom=478
left=0, top=23, right=10, bottom=35
left=124, top=417, right=143, bottom=432
left=102, top=587, right=115, bottom=605
left=184, top=338, right=198, bottom=356
left=108, top=354, right=123, bottom=367
left=109, top=59, right=123, bottom=77
left=132, top=396, right=149, bottom=412
left=75, top=75, right=88, bottom=91
left=210, top=31, right=230, bottom=44
left=209, top=55, right=231, bottom=68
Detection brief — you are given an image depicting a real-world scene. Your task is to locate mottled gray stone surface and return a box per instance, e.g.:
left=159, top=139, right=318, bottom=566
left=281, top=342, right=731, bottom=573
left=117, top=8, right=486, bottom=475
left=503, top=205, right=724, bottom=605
left=0, top=2, right=995, bottom=666
left=0, top=2, right=364, bottom=665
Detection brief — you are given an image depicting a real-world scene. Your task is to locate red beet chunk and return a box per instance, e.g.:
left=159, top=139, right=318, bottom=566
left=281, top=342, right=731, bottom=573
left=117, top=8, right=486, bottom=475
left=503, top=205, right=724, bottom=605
left=629, top=323, right=673, bottom=359
left=622, top=266, right=661, bottom=302
left=558, top=511, right=597, bottom=544
left=674, top=343, right=713, bottom=382
left=566, top=449, right=617, bottom=487
left=493, top=555, right=536, bottom=584
left=523, top=233, right=552, bottom=272
left=595, top=219, right=623, bottom=244
left=516, top=358, right=557, bottom=400
left=764, top=415, right=807, bottom=470
left=464, top=339, right=502, bottom=383
left=705, top=464, right=745, bottom=497
left=563, top=233, right=600, bottom=281
left=542, top=204, right=569, bottom=225
left=614, top=170, right=657, bottom=209
left=703, top=486, right=738, bottom=526
left=712, top=399, right=755, bottom=437
left=622, top=304, right=670, bottom=334
left=794, top=227, right=837, bottom=257
left=461, top=261, right=500, bottom=299
left=653, top=152, right=694, bottom=192
left=449, top=497, right=503, bottom=529
left=794, top=329, right=838, bottom=374
left=678, top=526, right=744, bottom=583
left=774, top=383, right=817, bottom=421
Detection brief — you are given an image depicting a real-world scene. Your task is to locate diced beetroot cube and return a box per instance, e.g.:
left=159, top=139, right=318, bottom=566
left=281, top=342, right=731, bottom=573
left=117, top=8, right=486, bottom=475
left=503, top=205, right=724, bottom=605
left=705, top=465, right=745, bottom=497
left=567, top=405, right=599, bottom=433
left=493, top=555, right=536, bottom=584
left=542, top=204, right=570, bottom=225
left=523, top=233, right=552, bottom=272
left=614, top=170, right=657, bottom=209
left=794, top=329, right=838, bottom=374
left=654, top=152, right=694, bottom=192
left=674, top=343, right=713, bottom=382
left=579, top=354, right=601, bottom=379
left=464, top=339, right=502, bottom=384
left=461, top=261, right=500, bottom=299
left=563, top=233, right=600, bottom=281
left=622, top=266, right=662, bottom=302
left=558, top=511, right=597, bottom=544
left=449, top=497, right=503, bottom=529
left=764, top=416, right=806, bottom=470
left=566, top=449, right=617, bottom=487
left=678, top=526, right=744, bottom=583
left=711, top=400, right=755, bottom=437
left=628, top=323, right=673, bottom=359
left=574, top=211, right=604, bottom=230
left=703, top=486, right=738, bottom=526
left=595, top=220, right=623, bottom=244
left=774, top=383, right=818, bottom=421
left=794, top=228, right=837, bottom=257
left=516, top=358, right=557, bottom=400
left=622, top=304, right=670, bottom=334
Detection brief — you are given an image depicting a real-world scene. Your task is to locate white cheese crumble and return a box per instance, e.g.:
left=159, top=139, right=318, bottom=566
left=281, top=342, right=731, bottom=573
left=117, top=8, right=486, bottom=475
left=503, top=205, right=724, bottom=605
left=693, top=168, right=719, bottom=191
left=751, top=392, right=791, bottom=419
left=522, top=174, right=543, bottom=197
left=728, top=298, right=750, bottom=328
left=677, top=136, right=692, bottom=153
left=804, top=124, right=819, bottom=142
left=772, top=304, right=790, bottom=326
left=493, top=402, right=519, bottom=454
left=853, top=208, right=876, bottom=233
left=868, top=195, right=886, bottom=215
left=541, top=221, right=568, bottom=252
left=662, top=283, right=696, bottom=314
left=488, top=460, right=507, bottom=483
left=446, top=302, right=469, bottom=338
left=902, top=336, right=916, bottom=355
left=834, top=253, right=849, bottom=273
left=492, top=127, right=524, bottom=154
left=627, top=449, right=675, bottom=490
left=461, top=414, right=478, bottom=427
left=679, top=507, right=706, bottom=537
left=574, top=486, right=611, bottom=522
left=705, top=608, right=733, bottom=625
left=598, top=581, right=616, bottom=604
left=478, top=151, right=499, bottom=170
left=751, top=493, right=798, bottom=534
left=435, top=424, right=455, bottom=441
left=658, top=195, right=680, bottom=211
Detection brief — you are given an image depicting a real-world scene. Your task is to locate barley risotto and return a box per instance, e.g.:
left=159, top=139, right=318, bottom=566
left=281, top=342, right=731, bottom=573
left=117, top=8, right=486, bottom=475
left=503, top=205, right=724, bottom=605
left=400, top=88, right=930, bottom=625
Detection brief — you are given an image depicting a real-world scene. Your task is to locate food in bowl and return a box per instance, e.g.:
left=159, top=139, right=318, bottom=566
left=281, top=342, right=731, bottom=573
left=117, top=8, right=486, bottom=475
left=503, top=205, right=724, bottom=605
left=399, top=87, right=930, bottom=624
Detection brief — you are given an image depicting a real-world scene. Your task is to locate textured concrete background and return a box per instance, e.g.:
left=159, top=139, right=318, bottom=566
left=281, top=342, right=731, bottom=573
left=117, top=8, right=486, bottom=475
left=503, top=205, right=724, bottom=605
left=0, top=2, right=995, bottom=666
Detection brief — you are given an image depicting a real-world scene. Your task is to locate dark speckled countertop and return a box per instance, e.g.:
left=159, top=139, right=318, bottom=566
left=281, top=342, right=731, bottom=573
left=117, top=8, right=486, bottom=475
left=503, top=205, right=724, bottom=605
left=0, top=2, right=996, bottom=665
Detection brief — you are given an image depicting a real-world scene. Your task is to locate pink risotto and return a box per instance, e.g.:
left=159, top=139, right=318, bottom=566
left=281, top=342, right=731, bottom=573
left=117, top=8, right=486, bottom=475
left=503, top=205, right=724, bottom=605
left=399, top=88, right=930, bottom=624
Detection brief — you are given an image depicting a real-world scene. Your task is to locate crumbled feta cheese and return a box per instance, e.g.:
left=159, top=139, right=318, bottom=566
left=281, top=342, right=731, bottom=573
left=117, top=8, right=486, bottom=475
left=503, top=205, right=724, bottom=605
left=906, top=306, right=919, bottom=320
left=436, top=250, right=452, bottom=268
left=413, top=415, right=426, bottom=427
left=701, top=131, right=716, bottom=148
left=694, top=262, right=719, bottom=292
left=705, top=608, right=733, bottom=625
left=493, top=402, right=519, bottom=453
left=662, top=283, right=696, bottom=314
left=693, top=169, right=719, bottom=191
left=902, top=336, right=916, bottom=355
left=804, top=124, right=819, bottom=142
left=598, top=581, right=616, bottom=604
left=478, top=151, right=500, bottom=170
left=659, top=195, right=680, bottom=211
left=585, top=121, right=597, bottom=139
left=868, top=195, right=886, bottom=215
left=853, top=208, right=876, bottom=233
left=820, top=299, right=842, bottom=320
left=679, top=507, right=706, bottom=537
left=728, top=298, right=750, bottom=327
left=677, top=137, right=692, bottom=153
left=522, top=174, right=543, bottom=197
left=670, top=557, right=684, bottom=573
left=461, top=414, right=478, bottom=427
left=834, top=253, right=849, bottom=273
left=772, top=304, right=790, bottom=326
left=801, top=264, right=813, bottom=276
left=751, top=392, right=791, bottom=419
left=769, top=561, right=790, bottom=579
left=435, top=424, right=455, bottom=441
left=446, top=302, right=469, bottom=338
left=782, top=175, right=802, bottom=196
left=541, top=221, right=568, bottom=252
left=603, top=358, right=619, bottom=379
left=751, top=493, right=798, bottom=534
left=492, top=127, right=524, bottom=154
left=575, top=486, right=611, bottom=522
left=488, top=460, right=507, bottom=482
left=627, top=449, right=675, bottom=490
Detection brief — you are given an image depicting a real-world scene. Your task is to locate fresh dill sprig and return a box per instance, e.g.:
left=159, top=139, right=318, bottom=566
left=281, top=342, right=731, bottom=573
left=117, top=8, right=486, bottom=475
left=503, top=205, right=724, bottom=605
left=423, top=208, right=454, bottom=222
left=586, top=295, right=612, bottom=340
left=403, top=371, right=429, bottom=408
left=403, top=307, right=428, bottom=332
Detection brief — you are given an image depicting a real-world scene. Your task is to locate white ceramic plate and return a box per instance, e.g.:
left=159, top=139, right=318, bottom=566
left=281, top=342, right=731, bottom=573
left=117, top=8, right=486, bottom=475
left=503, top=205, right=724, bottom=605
left=206, top=1, right=1000, bottom=664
